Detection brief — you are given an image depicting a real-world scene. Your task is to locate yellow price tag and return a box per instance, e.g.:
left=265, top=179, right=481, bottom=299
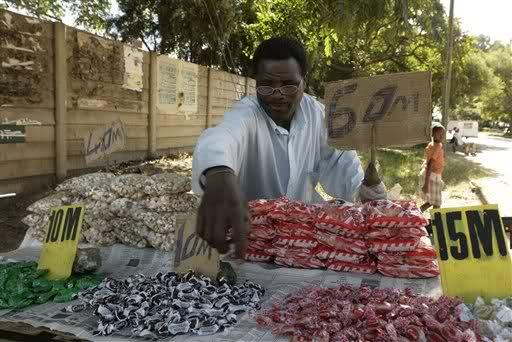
left=431, top=205, right=512, bottom=303
left=38, top=204, right=85, bottom=280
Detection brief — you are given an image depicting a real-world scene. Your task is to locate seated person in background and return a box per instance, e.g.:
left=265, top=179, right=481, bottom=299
left=450, top=127, right=475, bottom=156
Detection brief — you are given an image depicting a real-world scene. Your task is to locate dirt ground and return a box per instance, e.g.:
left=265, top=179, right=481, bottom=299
left=0, top=190, right=50, bottom=253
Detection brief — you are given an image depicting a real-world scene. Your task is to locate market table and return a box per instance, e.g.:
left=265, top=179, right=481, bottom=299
left=0, top=243, right=441, bottom=342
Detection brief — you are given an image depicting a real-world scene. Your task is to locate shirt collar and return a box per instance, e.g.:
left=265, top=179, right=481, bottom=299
left=254, top=96, right=308, bottom=135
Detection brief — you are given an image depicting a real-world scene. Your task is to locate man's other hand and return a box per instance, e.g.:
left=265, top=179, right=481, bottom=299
left=363, top=161, right=381, bottom=187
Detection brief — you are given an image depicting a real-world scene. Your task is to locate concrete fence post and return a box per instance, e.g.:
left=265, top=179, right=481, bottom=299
left=205, top=68, right=214, bottom=129
left=148, top=52, right=158, bottom=157
left=54, top=22, right=67, bottom=181
left=245, top=76, right=250, bottom=96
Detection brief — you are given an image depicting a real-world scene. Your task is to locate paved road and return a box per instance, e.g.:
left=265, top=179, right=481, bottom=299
left=467, top=133, right=512, bottom=216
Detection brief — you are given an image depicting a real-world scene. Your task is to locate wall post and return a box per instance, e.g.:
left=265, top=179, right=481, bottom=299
left=54, top=22, right=67, bottom=181
left=148, top=52, right=158, bottom=157
left=205, top=68, right=214, bottom=129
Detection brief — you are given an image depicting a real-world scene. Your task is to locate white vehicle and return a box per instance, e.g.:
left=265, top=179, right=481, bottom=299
left=447, top=120, right=479, bottom=138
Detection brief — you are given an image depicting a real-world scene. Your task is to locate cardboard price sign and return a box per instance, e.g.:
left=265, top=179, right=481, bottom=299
left=431, top=205, right=512, bottom=303
left=38, top=205, right=85, bottom=280
left=324, top=71, right=432, bottom=149
left=173, top=214, right=219, bottom=278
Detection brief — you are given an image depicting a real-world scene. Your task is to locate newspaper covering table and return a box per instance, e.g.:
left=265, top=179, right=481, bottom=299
left=0, top=243, right=442, bottom=342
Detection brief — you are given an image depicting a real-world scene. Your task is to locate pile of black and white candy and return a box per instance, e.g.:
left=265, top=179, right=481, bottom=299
left=66, top=271, right=265, bottom=338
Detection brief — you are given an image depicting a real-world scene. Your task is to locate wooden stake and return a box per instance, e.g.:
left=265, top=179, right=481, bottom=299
left=370, top=124, right=377, bottom=165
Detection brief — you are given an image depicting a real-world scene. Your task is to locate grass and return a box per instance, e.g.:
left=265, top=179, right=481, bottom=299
left=358, top=145, right=496, bottom=197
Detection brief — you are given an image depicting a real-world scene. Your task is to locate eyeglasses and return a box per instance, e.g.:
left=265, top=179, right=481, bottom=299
left=256, top=79, right=303, bottom=96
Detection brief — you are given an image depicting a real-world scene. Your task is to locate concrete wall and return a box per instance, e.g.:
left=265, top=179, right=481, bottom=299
left=0, top=10, right=256, bottom=195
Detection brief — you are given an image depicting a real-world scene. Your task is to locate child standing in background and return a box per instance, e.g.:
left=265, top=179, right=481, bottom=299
left=420, top=123, right=446, bottom=212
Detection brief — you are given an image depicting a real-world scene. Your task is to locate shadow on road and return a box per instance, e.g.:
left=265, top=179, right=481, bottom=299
left=473, top=142, right=510, bottom=152
left=444, top=152, right=497, bottom=187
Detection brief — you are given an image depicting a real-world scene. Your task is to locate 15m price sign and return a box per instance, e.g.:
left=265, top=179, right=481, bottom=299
left=431, top=205, right=512, bottom=303
left=38, top=204, right=85, bottom=280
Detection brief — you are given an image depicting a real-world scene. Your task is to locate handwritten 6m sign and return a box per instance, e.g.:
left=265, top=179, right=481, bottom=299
left=324, top=71, right=432, bottom=150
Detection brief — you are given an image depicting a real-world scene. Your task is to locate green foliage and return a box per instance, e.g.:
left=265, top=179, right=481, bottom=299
left=481, top=44, right=512, bottom=124
left=1, top=0, right=110, bottom=30
left=242, top=0, right=451, bottom=99
left=108, top=0, right=255, bottom=74
left=450, top=35, right=512, bottom=126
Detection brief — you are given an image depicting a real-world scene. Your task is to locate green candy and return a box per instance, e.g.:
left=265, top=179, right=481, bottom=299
left=35, top=292, right=56, bottom=304
left=53, top=289, right=77, bottom=303
left=0, top=261, right=101, bottom=310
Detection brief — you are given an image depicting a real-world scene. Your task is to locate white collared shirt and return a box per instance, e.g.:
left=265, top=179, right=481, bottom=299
left=192, top=94, right=364, bottom=203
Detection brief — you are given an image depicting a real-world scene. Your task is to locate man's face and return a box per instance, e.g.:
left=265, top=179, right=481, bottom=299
left=255, top=58, right=304, bottom=126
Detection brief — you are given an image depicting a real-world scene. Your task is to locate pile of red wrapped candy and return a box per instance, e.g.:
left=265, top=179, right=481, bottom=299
left=256, top=285, right=479, bottom=341
left=245, top=197, right=439, bottom=278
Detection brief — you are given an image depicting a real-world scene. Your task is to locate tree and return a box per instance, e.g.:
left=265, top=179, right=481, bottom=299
left=243, top=0, right=450, bottom=100
left=481, top=43, right=512, bottom=126
left=108, top=0, right=256, bottom=74
left=475, top=35, right=491, bottom=51
left=1, top=0, right=110, bottom=30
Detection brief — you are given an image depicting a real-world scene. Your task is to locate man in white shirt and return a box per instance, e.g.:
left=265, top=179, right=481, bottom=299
left=451, top=127, right=475, bottom=155
left=453, top=127, right=463, bottom=146
left=192, top=37, right=385, bottom=256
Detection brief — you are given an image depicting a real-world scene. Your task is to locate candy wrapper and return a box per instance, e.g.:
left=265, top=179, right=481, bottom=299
left=249, top=197, right=289, bottom=224
left=470, top=296, right=512, bottom=341
left=326, top=260, right=377, bottom=274
left=377, top=260, right=440, bottom=278
left=367, top=226, right=428, bottom=239
left=244, top=250, right=273, bottom=262
left=243, top=197, right=438, bottom=279
left=68, top=271, right=265, bottom=338
left=313, top=245, right=366, bottom=263
left=274, top=220, right=315, bottom=238
left=274, top=256, right=325, bottom=269
left=268, top=247, right=313, bottom=259
left=246, top=239, right=273, bottom=251
left=247, top=224, right=275, bottom=241
left=316, top=231, right=368, bottom=254
left=368, top=237, right=420, bottom=252
left=364, top=200, right=428, bottom=228
left=274, top=236, right=318, bottom=248
left=256, top=285, right=479, bottom=341
left=268, top=201, right=318, bottom=224
left=0, top=261, right=100, bottom=310
left=375, top=236, right=437, bottom=266
left=315, top=202, right=367, bottom=237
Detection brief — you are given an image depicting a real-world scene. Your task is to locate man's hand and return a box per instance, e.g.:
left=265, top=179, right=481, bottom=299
left=196, top=168, right=249, bottom=258
left=363, top=162, right=381, bottom=187
left=360, top=161, right=387, bottom=202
